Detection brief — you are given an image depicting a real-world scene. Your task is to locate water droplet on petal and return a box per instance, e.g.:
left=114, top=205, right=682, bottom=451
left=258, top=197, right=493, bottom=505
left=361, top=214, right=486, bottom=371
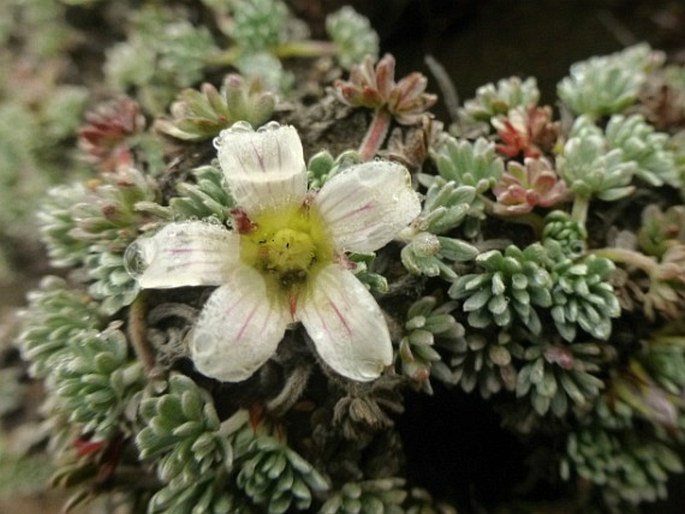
left=214, top=121, right=256, bottom=148
left=257, top=120, right=282, bottom=132
left=123, top=241, right=149, bottom=279
left=229, top=120, right=255, bottom=133
left=203, top=216, right=225, bottom=227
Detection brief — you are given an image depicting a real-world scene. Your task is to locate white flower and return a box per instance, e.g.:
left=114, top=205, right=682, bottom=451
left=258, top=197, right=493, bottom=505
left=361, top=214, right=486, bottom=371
left=127, top=122, right=421, bottom=382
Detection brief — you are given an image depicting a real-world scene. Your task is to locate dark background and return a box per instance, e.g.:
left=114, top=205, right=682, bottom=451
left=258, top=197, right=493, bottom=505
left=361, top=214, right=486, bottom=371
left=293, top=0, right=685, bottom=116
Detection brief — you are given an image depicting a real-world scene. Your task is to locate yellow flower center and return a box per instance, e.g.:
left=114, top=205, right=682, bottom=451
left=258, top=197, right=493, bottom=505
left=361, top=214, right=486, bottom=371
left=240, top=203, right=334, bottom=290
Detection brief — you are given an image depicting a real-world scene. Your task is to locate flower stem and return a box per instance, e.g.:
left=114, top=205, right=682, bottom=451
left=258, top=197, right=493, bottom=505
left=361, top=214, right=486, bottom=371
left=208, top=40, right=336, bottom=67
left=571, top=194, right=590, bottom=225
left=266, top=363, right=312, bottom=416
left=207, top=46, right=241, bottom=67
left=591, top=247, right=658, bottom=273
left=359, top=107, right=392, bottom=161
left=128, top=292, right=156, bottom=374
left=274, top=40, right=337, bottom=59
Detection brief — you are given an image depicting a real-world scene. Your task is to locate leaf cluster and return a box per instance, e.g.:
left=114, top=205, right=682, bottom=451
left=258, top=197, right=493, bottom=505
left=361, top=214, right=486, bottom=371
left=18, top=276, right=104, bottom=378
left=460, top=77, right=540, bottom=123
left=558, top=44, right=664, bottom=116
left=398, top=296, right=465, bottom=388
left=325, top=7, right=380, bottom=71
left=53, top=324, right=145, bottom=440
left=155, top=75, right=276, bottom=142
left=449, top=244, right=552, bottom=334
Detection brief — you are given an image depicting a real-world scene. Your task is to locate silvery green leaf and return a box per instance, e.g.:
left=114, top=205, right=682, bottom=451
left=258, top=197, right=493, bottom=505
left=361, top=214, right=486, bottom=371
left=467, top=309, right=492, bottom=328
left=408, top=329, right=434, bottom=346
left=460, top=76, right=540, bottom=122
left=489, top=345, right=511, bottom=366
left=563, top=375, right=588, bottom=406
left=437, top=237, right=479, bottom=261
left=532, top=391, right=551, bottom=415
left=524, top=309, right=542, bottom=335
left=538, top=371, right=558, bottom=397
left=529, top=286, right=552, bottom=307
left=463, top=289, right=491, bottom=312
left=551, top=390, right=568, bottom=416
left=424, top=313, right=458, bottom=334
left=596, top=185, right=635, bottom=201
left=492, top=307, right=512, bottom=327
left=326, top=6, right=379, bottom=70
left=488, top=294, right=508, bottom=315
left=407, top=296, right=437, bottom=319
left=557, top=44, right=664, bottom=116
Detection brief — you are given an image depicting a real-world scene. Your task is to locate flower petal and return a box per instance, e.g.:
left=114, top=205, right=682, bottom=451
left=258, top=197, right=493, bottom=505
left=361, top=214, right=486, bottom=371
left=216, top=123, right=307, bottom=215
left=314, top=161, right=421, bottom=253
left=298, top=263, right=393, bottom=381
left=128, top=221, right=239, bottom=289
left=190, top=265, right=290, bottom=382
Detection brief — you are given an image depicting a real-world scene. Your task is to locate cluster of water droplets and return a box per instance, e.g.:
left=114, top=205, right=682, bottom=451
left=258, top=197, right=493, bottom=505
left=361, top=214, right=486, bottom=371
left=213, top=120, right=283, bottom=150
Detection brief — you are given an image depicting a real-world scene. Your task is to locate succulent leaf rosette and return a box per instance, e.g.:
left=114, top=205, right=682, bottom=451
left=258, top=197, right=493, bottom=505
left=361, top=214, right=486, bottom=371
left=493, top=157, right=570, bottom=214
left=334, top=53, right=437, bottom=125
left=126, top=121, right=420, bottom=382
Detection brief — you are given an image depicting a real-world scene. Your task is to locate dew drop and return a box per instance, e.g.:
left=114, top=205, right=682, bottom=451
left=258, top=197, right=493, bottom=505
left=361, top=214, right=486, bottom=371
left=213, top=121, right=256, bottom=149
left=228, top=120, right=255, bottom=133
left=123, top=241, right=149, bottom=279
left=257, top=120, right=282, bottom=132
left=203, top=216, right=224, bottom=227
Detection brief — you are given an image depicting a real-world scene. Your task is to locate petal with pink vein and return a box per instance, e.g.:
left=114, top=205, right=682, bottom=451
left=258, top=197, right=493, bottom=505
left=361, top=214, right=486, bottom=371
left=315, top=161, right=421, bottom=253
left=130, top=221, right=239, bottom=289
left=190, top=265, right=290, bottom=382
left=298, top=263, right=393, bottom=381
left=216, top=124, right=307, bottom=215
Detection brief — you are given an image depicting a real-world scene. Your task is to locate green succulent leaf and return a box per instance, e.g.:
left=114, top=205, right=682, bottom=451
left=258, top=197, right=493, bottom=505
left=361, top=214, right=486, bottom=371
left=562, top=426, right=683, bottom=506
left=449, top=331, right=517, bottom=398
left=557, top=119, right=636, bottom=202
left=399, top=297, right=465, bottom=388
left=325, top=7, right=379, bottom=70
left=460, top=76, right=540, bottom=123
left=155, top=75, right=276, bottom=141
left=512, top=339, right=604, bottom=417
left=307, top=149, right=361, bottom=189
left=430, top=137, right=504, bottom=193
left=449, top=244, right=552, bottom=333
left=401, top=230, right=478, bottom=280
left=551, top=255, right=620, bottom=342
left=558, top=43, right=664, bottom=116
left=236, top=435, right=328, bottom=513
left=52, top=323, right=145, bottom=439
left=229, top=0, right=289, bottom=53
left=137, top=374, right=245, bottom=492
left=17, top=276, right=104, bottom=379
left=320, top=478, right=408, bottom=514
left=605, top=114, right=679, bottom=188
left=163, top=165, right=236, bottom=222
